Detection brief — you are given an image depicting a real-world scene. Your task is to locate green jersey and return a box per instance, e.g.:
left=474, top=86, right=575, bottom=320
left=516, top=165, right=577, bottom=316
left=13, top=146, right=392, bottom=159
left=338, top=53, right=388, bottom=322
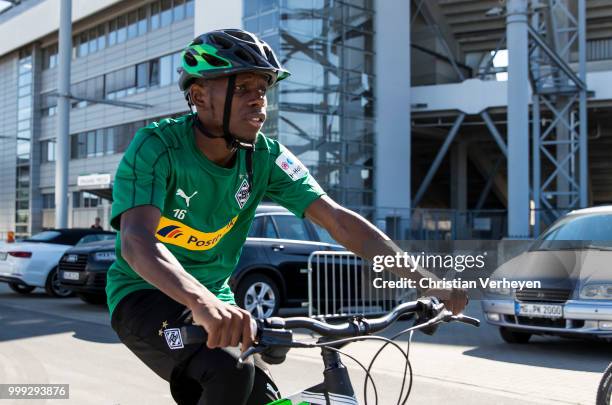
left=106, top=112, right=325, bottom=318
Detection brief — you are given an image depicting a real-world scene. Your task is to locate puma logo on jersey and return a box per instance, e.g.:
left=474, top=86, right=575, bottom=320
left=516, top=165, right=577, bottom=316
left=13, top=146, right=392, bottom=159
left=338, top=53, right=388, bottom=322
left=176, top=188, right=198, bottom=207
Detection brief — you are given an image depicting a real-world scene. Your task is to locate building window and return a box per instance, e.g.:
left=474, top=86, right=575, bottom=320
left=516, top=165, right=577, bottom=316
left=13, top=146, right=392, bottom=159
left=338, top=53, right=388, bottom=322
left=97, top=24, right=107, bottom=50
left=43, top=193, right=55, bottom=209
left=73, top=192, right=102, bottom=208
left=151, top=2, right=160, bottom=30
left=138, top=6, right=148, bottom=35
left=69, top=119, right=150, bottom=159
left=160, top=0, right=173, bottom=27
left=127, top=10, right=138, bottom=39
left=42, top=44, right=58, bottom=70
left=174, top=0, right=185, bottom=21
left=186, top=0, right=194, bottom=17
left=108, top=19, right=117, bottom=46
left=16, top=50, right=33, bottom=237
left=41, top=140, right=56, bottom=162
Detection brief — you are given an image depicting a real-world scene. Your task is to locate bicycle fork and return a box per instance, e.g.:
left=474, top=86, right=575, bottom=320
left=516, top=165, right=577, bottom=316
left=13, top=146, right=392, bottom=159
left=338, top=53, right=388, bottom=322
left=296, top=347, right=358, bottom=405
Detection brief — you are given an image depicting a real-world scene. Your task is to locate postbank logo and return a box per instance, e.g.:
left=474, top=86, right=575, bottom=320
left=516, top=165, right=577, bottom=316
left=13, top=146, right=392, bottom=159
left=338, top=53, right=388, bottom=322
left=155, top=215, right=238, bottom=251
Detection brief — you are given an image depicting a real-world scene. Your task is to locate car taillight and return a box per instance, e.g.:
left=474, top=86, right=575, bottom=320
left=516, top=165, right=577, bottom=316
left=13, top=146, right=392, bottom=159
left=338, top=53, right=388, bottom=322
left=8, top=251, right=32, bottom=258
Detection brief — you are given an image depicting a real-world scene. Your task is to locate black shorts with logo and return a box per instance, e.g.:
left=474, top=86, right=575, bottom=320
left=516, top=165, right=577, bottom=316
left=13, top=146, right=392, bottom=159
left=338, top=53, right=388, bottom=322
left=110, top=289, right=280, bottom=405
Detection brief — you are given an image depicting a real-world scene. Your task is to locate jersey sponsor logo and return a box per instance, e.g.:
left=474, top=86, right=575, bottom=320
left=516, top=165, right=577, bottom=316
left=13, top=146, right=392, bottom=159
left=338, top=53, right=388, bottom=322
left=157, top=225, right=184, bottom=238
left=275, top=150, right=308, bottom=181
left=163, top=328, right=184, bottom=350
left=176, top=188, right=198, bottom=207
left=235, top=178, right=250, bottom=209
left=155, top=215, right=238, bottom=251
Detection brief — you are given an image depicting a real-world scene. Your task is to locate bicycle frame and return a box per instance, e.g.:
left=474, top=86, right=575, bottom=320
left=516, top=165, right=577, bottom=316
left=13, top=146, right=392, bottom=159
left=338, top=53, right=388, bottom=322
left=266, top=347, right=358, bottom=405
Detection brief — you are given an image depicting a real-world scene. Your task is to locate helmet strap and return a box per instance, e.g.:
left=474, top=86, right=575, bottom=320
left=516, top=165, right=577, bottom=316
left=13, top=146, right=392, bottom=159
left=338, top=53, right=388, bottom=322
left=192, top=74, right=255, bottom=192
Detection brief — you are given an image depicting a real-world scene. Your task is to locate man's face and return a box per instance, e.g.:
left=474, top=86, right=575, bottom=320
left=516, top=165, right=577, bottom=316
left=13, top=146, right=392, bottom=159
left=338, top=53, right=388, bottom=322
left=191, top=72, right=269, bottom=143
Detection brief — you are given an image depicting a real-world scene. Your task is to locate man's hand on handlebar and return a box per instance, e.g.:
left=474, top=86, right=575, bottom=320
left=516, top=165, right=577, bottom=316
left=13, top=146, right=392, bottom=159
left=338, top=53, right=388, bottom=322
left=189, top=295, right=254, bottom=352
left=421, top=288, right=469, bottom=315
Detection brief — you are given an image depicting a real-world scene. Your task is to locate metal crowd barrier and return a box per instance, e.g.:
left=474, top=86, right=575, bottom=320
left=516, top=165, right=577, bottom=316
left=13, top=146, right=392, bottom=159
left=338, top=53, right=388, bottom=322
left=307, top=251, right=414, bottom=318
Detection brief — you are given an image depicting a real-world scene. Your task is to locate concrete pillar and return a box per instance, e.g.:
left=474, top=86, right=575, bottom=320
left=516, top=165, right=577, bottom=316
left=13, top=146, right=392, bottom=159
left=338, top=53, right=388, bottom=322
left=506, top=0, right=530, bottom=238
left=55, top=0, right=71, bottom=228
left=374, top=0, right=411, bottom=237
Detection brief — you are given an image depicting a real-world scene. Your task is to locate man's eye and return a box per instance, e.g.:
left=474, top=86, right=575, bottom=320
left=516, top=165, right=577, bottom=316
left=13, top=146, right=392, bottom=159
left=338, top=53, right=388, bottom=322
left=235, top=85, right=246, bottom=92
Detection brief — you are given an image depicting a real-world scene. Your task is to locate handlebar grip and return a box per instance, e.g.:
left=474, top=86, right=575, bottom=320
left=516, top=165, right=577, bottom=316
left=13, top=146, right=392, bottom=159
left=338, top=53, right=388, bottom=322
left=180, top=325, right=206, bottom=345
left=180, top=321, right=260, bottom=346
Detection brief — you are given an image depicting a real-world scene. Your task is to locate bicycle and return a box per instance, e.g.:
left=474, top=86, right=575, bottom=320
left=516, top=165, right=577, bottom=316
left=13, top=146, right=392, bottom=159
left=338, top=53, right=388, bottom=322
left=598, top=362, right=612, bottom=405
left=181, top=297, right=480, bottom=405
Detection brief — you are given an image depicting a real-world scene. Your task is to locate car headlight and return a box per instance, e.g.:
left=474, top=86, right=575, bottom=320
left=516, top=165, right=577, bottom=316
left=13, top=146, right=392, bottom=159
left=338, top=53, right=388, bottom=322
left=580, top=284, right=612, bottom=299
left=93, top=251, right=116, bottom=262
left=487, top=285, right=513, bottom=297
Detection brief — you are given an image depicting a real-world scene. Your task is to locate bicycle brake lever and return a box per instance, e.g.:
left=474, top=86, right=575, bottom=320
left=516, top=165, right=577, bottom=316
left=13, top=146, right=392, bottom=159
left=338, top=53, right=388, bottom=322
left=450, top=314, right=481, bottom=327
left=237, top=345, right=265, bottom=369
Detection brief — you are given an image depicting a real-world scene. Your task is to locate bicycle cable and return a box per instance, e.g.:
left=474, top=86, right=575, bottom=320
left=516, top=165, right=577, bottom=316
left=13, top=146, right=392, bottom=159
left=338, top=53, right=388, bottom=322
left=288, top=316, right=442, bottom=405
left=363, top=312, right=448, bottom=405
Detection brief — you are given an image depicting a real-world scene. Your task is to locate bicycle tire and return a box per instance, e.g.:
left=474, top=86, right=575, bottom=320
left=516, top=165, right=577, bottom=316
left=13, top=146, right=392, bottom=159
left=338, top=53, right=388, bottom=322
left=597, top=362, right=612, bottom=405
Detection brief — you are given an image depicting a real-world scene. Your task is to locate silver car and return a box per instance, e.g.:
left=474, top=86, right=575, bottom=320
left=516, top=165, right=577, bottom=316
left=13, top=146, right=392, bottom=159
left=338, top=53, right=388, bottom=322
left=482, top=206, right=612, bottom=343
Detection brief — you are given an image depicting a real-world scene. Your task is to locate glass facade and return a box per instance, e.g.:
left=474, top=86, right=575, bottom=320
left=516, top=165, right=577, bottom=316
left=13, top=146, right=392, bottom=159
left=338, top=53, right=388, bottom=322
left=244, top=0, right=375, bottom=213
left=16, top=50, right=33, bottom=237
left=40, top=0, right=194, bottom=67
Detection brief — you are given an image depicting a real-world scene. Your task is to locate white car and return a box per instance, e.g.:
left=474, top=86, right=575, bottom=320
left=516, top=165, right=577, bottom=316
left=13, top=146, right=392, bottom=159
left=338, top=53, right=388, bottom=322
left=0, top=229, right=115, bottom=297
left=482, top=206, right=612, bottom=343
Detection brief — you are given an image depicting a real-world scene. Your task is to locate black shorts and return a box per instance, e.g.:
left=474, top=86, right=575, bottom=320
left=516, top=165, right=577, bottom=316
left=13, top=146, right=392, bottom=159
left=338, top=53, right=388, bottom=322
left=110, top=289, right=280, bottom=405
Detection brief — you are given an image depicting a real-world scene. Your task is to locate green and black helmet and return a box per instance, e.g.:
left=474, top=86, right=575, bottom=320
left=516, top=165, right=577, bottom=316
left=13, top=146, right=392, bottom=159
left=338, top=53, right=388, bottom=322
left=177, top=28, right=290, bottom=95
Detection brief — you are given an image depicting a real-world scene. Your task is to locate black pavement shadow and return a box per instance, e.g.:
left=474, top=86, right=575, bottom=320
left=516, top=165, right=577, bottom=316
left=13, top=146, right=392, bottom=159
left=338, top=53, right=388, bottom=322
left=462, top=338, right=612, bottom=373
left=0, top=303, right=120, bottom=344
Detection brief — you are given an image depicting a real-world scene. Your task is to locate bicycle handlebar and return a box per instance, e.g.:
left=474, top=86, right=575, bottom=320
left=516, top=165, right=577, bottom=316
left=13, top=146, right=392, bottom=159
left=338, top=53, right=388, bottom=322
left=179, top=297, right=480, bottom=347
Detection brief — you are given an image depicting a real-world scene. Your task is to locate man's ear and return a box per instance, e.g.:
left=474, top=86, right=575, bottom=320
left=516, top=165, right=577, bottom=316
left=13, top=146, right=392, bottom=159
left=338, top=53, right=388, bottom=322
left=189, top=82, right=209, bottom=109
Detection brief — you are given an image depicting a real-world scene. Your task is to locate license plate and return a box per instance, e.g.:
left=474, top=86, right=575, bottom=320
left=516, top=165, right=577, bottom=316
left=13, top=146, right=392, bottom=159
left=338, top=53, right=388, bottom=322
left=515, top=302, right=563, bottom=319
left=62, top=271, right=80, bottom=281
left=0, top=252, right=6, bottom=260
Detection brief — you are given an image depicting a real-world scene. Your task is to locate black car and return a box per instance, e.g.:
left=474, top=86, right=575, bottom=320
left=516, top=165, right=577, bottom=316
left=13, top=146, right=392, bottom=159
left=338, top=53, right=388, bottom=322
left=60, top=205, right=344, bottom=313
left=230, top=204, right=344, bottom=317
left=58, top=239, right=116, bottom=304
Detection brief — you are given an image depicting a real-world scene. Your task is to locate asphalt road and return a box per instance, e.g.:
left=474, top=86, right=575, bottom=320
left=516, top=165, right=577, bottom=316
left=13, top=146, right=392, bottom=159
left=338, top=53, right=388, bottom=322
left=0, top=284, right=609, bottom=405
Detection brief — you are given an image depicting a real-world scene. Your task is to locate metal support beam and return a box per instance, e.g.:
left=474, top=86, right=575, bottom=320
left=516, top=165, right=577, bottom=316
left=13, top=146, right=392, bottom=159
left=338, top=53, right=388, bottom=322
left=578, top=0, right=588, bottom=207
left=506, top=0, right=530, bottom=238
left=55, top=0, right=71, bottom=229
left=475, top=159, right=502, bottom=210
left=532, top=93, right=541, bottom=236
left=527, top=26, right=587, bottom=91
left=480, top=111, right=508, bottom=157
left=413, top=113, right=465, bottom=208
left=51, top=93, right=153, bottom=110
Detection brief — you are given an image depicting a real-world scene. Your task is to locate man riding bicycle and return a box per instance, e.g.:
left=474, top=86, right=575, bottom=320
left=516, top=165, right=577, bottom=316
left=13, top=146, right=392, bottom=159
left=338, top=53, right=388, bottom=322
left=107, top=28, right=467, bottom=405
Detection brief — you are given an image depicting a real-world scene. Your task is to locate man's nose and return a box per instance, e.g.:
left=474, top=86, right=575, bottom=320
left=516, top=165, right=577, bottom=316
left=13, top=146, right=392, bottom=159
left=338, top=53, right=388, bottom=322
left=247, top=91, right=266, bottom=106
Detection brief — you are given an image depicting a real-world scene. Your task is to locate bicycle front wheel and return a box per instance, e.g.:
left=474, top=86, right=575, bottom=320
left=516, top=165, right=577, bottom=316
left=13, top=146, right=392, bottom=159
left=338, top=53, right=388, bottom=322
left=597, top=362, right=612, bottom=405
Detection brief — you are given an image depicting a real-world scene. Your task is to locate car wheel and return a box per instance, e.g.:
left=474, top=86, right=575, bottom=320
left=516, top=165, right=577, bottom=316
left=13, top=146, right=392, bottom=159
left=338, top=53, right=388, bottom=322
left=499, top=327, right=531, bottom=344
left=77, top=293, right=106, bottom=305
left=45, top=268, right=74, bottom=298
left=236, top=274, right=280, bottom=319
left=8, top=282, right=36, bottom=294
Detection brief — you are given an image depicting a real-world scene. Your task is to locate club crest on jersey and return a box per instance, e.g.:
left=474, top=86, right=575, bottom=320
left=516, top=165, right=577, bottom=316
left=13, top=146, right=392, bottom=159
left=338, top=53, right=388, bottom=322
left=275, top=150, right=308, bottom=181
left=163, top=328, right=184, bottom=350
left=235, top=178, right=250, bottom=209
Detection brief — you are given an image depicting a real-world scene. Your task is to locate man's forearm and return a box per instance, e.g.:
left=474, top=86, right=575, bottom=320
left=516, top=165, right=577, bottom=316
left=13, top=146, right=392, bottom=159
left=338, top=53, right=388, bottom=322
left=327, top=207, right=439, bottom=284
left=122, top=228, right=215, bottom=308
